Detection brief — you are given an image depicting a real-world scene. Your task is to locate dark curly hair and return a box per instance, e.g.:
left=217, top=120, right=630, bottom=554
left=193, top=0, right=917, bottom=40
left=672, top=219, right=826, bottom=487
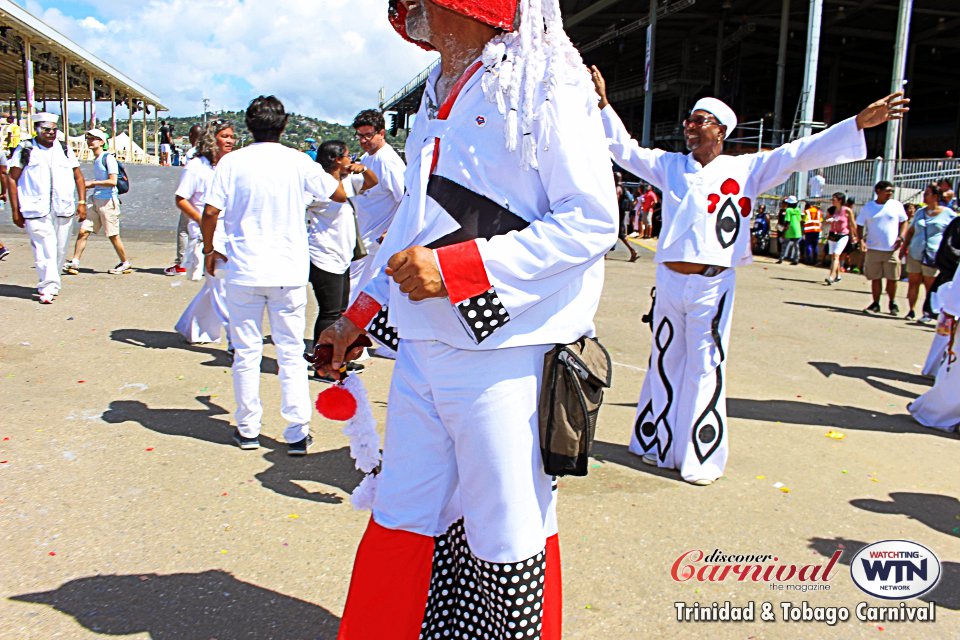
left=352, top=109, right=385, bottom=132
left=246, top=95, right=288, bottom=142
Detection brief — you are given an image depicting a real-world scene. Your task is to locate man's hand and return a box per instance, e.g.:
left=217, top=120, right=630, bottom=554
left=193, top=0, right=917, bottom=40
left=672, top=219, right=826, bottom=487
left=386, top=246, right=447, bottom=301
left=76, top=203, right=86, bottom=221
left=346, top=162, right=367, bottom=174
left=204, top=250, right=227, bottom=277
left=856, top=92, right=910, bottom=130
left=316, top=316, right=365, bottom=375
left=590, top=65, right=609, bottom=109
left=11, top=208, right=24, bottom=228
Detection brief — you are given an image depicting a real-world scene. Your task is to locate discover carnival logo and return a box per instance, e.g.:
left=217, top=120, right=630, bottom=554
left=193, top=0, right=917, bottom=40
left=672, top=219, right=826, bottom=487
left=672, top=548, right=842, bottom=587
left=850, top=540, right=942, bottom=600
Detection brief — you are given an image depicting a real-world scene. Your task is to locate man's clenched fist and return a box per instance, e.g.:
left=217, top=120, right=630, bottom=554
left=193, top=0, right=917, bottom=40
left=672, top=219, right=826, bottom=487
left=386, top=246, right=448, bottom=301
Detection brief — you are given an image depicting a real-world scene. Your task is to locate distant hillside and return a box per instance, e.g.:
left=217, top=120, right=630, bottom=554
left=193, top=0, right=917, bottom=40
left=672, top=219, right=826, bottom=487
left=68, top=111, right=408, bottom=156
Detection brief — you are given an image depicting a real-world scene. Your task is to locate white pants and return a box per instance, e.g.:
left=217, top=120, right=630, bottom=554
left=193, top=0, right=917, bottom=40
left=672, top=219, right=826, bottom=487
left=373, top=339, right=558, bottom=563
left=25, top=214, right=74, bottom=295
left=347, top=242, right=378, bottom=305
left=182, top=220, right=203, bottom=281
left=922, top=315, right=950, bottom=377
left=225, top=283, right=310, bottom=443
left=175, top=272, right=230, bottom=344
left=630, top=264, right=736, bottom=483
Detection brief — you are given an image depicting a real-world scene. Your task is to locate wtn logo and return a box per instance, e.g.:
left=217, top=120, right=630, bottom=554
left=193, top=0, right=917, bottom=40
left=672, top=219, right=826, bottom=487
left=861, top=558, right=928, bottom=583
left=851, top=541, right=941, bottom=600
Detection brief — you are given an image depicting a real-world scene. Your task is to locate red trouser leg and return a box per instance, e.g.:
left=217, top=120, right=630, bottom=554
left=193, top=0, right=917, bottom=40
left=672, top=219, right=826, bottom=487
left=541, top=533, right=563, bottom=639
left=337, top=519, right=434, bottom=640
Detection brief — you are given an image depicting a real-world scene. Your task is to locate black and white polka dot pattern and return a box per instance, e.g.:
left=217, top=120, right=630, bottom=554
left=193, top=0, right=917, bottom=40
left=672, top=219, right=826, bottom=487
left=420, top=519, right=547, bottom=640
left=367, top=306, right=399, bottom=351
left=455, top=289, right=510, bottom=344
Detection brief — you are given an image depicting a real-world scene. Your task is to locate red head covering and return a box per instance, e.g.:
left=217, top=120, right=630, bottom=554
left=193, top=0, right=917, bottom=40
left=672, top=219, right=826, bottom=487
left=389, top=0, right=519, bottom=49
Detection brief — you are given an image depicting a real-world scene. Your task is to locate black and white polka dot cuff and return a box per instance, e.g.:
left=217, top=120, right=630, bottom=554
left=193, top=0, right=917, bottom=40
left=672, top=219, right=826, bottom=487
left=455, top=288, right=511, bottom=344
left=367, top=306, right=400, bottom=351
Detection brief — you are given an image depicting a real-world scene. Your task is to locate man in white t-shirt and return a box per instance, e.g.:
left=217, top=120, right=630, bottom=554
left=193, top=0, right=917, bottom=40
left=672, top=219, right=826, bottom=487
left=808, top=169, right=826, bottom=199
left=7, top=113, right=85, bottom=304
left=857, top=180, right=908, bottom=314
left=348, top=109, right=406, bottom=300
left=202, top=95, right=346, bottom=455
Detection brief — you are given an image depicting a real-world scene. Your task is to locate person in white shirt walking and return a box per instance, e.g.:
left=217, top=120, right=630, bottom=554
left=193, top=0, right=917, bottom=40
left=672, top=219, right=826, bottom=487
left=201, top=95, right=346, bottom=456
left=857, top=180, right=909, bottom=315
left=63, top=128, right=131, bottom=275
left=7, top=113, right=85, bottom=304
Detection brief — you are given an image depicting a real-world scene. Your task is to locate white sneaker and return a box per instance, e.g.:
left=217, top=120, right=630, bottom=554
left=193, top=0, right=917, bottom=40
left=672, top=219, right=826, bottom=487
left=62, top=259, right=80, bottom=275
left=38, top=293, right=54, bottom=304
left=108, top=261, right=133, bottom=274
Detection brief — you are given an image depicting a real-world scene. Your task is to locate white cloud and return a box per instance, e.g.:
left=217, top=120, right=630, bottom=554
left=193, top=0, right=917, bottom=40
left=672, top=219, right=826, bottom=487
left=20, top=0, right=437, bottom=123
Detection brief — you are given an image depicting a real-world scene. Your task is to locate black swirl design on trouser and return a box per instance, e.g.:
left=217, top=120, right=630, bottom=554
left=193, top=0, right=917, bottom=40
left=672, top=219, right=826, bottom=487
left=692, top=293, right=727, bottom=463
left=636, top=317, right=674, bottom=461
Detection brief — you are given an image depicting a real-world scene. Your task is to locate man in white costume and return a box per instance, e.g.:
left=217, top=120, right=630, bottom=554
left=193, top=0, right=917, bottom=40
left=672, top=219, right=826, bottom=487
left=592, top=66, right=908, bottom=486
left=320, top=1, right=617, bottom=637
left=201, top=96, right=346, bottom=455
left=7, top=113, right=84, bottom=304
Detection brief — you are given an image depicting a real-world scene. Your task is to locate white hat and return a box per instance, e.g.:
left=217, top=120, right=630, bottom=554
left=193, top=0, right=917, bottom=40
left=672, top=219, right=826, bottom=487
left=85, top=128, right=108, bottom=142
left=691, top=97, right=737, bottom=136
left=33, top=112, right=58, bottom=125
left=785, top=195, right=799, bottom=205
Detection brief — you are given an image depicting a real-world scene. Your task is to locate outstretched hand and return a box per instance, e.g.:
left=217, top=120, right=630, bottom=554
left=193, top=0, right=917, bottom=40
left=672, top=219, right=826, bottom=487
left=856, top=92, right=910, bottom=130
left=590, top=65, right=609, bottom=109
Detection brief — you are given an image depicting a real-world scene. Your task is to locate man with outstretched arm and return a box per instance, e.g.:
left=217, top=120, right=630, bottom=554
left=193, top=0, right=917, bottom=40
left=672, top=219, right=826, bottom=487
left=592, top=65, right=908, bottom=486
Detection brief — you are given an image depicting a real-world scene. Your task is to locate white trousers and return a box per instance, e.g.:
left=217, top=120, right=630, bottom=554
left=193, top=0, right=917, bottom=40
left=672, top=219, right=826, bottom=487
left=182, top=220, right=203, bottom=281
left=175, top=272, right=230, bottom=344
left=25, top=214, right=74, bottom=295
left=630, top=264, right=736, bottom=483
left=225, top=283, right=310, bottom=443
left=909, top=350, right=960, bottom=432
left=373, top=339, right=558, bottom=563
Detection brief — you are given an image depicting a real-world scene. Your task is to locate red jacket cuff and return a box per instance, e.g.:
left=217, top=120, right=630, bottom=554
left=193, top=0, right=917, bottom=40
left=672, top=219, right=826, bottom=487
left=343, top=292, right=381, bottom=330
left=435, top=240, right=491, bottom=304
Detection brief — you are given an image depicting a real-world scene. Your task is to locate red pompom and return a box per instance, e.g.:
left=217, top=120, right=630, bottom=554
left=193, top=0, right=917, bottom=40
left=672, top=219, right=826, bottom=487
left=316, top=385, right=358, bottom=421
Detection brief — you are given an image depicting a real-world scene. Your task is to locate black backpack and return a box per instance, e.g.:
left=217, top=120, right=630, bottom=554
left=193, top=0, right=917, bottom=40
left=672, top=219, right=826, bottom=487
left=19, top=138, right=69, bottom=166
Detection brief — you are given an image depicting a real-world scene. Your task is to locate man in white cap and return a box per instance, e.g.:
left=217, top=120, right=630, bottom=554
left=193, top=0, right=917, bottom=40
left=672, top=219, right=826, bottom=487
left=592, top=66, right=908, bottom=486
left=7, top=113, right=84, bottom=304
left=321, top=1, right=616, bottom=637
left=64, top=127, right=131, bottom=275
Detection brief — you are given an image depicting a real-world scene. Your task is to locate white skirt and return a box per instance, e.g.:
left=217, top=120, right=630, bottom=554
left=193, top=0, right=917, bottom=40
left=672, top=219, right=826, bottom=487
left=175, top=272, right=230, bottom=344
left=909, top=348, right=960, bottom=433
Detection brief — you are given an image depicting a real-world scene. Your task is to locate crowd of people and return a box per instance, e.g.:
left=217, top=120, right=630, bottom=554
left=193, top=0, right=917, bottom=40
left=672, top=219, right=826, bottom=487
left=3, top=0, right=957, bottom=635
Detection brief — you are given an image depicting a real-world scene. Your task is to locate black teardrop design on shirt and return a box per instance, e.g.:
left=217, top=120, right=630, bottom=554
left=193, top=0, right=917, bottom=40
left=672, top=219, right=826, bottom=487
left=715, top=198, right=741, bottom=249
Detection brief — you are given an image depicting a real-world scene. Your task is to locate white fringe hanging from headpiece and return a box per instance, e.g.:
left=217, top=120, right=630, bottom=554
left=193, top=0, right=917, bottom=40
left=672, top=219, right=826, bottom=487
left=480, top=0, right=591, bottom=170
left=341, top=374, right=382, bottom=511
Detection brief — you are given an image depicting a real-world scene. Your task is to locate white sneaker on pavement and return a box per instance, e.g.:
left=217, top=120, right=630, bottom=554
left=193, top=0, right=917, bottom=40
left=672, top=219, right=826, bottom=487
left=108, top=262, right=133, bottom=274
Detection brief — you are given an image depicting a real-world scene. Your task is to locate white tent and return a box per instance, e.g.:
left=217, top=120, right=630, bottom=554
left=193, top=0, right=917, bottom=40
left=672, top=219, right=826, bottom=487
left=112, top=132, right=145, bottom=162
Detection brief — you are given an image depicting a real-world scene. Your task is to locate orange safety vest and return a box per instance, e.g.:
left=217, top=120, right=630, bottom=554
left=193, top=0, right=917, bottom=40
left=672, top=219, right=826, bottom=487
left=803, top=206, right=822, bottom=233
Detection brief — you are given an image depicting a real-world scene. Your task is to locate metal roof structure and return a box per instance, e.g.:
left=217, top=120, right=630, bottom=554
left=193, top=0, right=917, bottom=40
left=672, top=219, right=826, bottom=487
left=382, top=0, right=959, bottom=158
left=0, top=0, right=167, bottom=162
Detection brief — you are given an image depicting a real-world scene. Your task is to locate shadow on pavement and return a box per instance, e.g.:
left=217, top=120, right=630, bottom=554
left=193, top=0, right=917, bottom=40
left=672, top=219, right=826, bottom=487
left=110, top=328, right=277, bottom=372
left=810, top=361, right=932, bottom=399
left=784, top=300, right=906, bottom=320
left=809, top=536, right=959, bottom=610
left=725, top=397, right=960, bottom=437
left=101, top=395, right=360, bottom=504
left=850, top=492, right=960, bottom=538
left=590, top=439, right=688, bottom=483
left=0, top=283, right=37, bottom=300
left=10, top=570, right=341, bottom=639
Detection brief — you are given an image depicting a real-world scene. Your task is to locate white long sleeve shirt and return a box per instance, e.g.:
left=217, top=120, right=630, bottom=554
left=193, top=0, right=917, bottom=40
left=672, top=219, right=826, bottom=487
left=345, top=59, right=618, bottom=350
left=601, top=105, right=867, bottom=267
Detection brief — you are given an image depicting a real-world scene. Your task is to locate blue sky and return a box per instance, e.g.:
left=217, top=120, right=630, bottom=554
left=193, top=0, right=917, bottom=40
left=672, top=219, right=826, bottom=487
left=13, top=0, right=437, bottom=122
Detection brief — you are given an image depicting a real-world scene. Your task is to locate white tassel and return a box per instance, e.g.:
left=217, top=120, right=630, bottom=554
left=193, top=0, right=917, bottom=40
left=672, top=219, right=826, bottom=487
left=340, top=374, right=383, bottom=510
